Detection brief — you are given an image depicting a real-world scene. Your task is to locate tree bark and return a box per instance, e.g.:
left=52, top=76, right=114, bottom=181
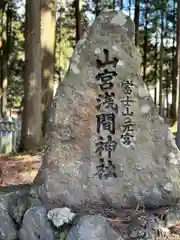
left=20, top=0, right=42, bottom=151
left=176, top=0, right=180, bottom=147
left=143, top=0, right=148, bottom=83
left=75, top=0, right=81, bottom=42
left=0, top=7, right=8, bottom=118
left=134, top=0, right=140, bottom=46
left=41, top=0, right=57, bottom=137
left=159, top=6, right=164, bottom=117
left=171, top=0, right=178, bottom=123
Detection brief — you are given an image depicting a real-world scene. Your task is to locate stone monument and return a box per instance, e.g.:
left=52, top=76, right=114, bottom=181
left=35, top=9, right=180, bottom=212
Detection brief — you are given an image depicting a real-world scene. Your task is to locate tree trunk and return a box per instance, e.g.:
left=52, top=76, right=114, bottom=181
left=143, top=0, right=148, bottom=83
left=134, top=0, right=140, bottom=46
left=128, top=0, right=131, bottom=17
left=159, top=6, right=164, bottom=117
left=75, top=0, right=81, bottom=42
left=176, top=0, right=180, bottom=147
left=112, top=0, right=116, bottom=10
left=95, top=0, right=100, bottom=17
left=19, top=0, right=42, bottom=151
left=120, top=0, right=123, bottom=10
left=171, top=0, right=177, bottom=122
left=41, top=0, right=57, bottom=137
left=0, top=7, right=8, bottom=118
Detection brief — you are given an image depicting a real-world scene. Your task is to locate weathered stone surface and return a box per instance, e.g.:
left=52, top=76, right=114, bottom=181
left=0, top=187, right=31, bottom=240
left=8, top=193, right=29, bottom=224
left=0, top=213, right=17, bottom=240
left=36, top=9, right=180, bottom=209
left=67, top=215, right=123, bottom=240
left=0, top=200, right=17, bottom=240
left=19, top=206, right=55, bottom=240
left=123, top=214, right=158, bottom=240
left=165, top=203, right=180, bottom=228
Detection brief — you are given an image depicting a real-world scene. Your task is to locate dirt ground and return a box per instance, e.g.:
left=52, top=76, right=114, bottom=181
left=0, top=153, right=41, bottom=186
left=0, top=153, right=180, bottom=239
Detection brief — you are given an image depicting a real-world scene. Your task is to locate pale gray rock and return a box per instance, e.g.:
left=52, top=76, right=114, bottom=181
left=0, top=212, right=17, bottom=240
left=0, top=189, right=30, bottom=240
left=67, top=215, right=123, bottom=240
left=165, top=203, right=180, bottom=228
left=8, top=193, right=29, bottom=224
left=124, top=214, right=158, bottom=240
left=36, top=9, right=180, bottom=210
left=47, top=207, right=75, bottom=227
left=19, top=206, right=55, bottom=240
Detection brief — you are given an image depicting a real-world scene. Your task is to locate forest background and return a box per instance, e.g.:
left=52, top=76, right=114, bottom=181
left=0, top=0, right=180, bottom=153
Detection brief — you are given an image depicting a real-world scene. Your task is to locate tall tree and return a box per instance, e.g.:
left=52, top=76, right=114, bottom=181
left=75, top=0, right=81, bottom=42
left=176, top=0, right=180, bottom=148
left=41, top=0, right=57, bottom=137
left=134, top=0, right=140, bottom=46
left=142, top=0, right=148, bottom=83
left=0, top=3, right=8, bottom=118
left=171, top=0, right=178, bottom=123
left=20, top=0, right=42, bottom=151
left=159, top=4, right=164, bottom=117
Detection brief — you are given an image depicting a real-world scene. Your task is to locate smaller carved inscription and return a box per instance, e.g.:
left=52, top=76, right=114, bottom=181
left=122, top=107, right=133, bottom=116
left=120, top=77, right=136, bottom=147
left=121, top=95, right=134, bottom=107
left=121, top=80, right=134, bottom=95
left=121, top=117, right=135, bottom=146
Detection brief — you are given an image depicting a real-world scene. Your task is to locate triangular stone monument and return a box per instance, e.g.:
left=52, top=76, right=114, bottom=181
left=37, top=9, right=180, bottom=210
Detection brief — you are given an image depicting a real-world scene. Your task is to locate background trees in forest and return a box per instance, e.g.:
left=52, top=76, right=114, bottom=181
left=1, top=0, right=180, bottom=151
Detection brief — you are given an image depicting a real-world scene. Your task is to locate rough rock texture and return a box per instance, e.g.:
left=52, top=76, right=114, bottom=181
left=0, top=186, right=31, bottom=240
left=67, top=215, right=123, bottom=240
left=0, top=213, right=17, bottom=240
left=165, top=202, right=180, bottom=228
left=19, top=206, right=55, bottom=240
left=36, top=9, right=180, bottom=210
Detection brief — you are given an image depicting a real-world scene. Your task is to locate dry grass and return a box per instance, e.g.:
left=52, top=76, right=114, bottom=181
left=0, top=153, right=41, bottom=186
left=157, top=233, right=180, bottom=240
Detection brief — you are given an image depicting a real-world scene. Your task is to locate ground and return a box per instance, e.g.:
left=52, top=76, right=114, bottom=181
left=0, top=152, right=41, bottom=186
left=0, top=151, right=180, bottom=239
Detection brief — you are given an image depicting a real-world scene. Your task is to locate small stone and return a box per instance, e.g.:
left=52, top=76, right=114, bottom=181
left=47, top=207, right=75, bottom=228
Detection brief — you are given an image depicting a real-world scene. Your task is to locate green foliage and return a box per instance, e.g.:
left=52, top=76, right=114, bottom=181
left=55, top=2, right=76, bottom=82
left=1, top=0, right=25, bottom=109
left=1, top=0, right=178, bottom=118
